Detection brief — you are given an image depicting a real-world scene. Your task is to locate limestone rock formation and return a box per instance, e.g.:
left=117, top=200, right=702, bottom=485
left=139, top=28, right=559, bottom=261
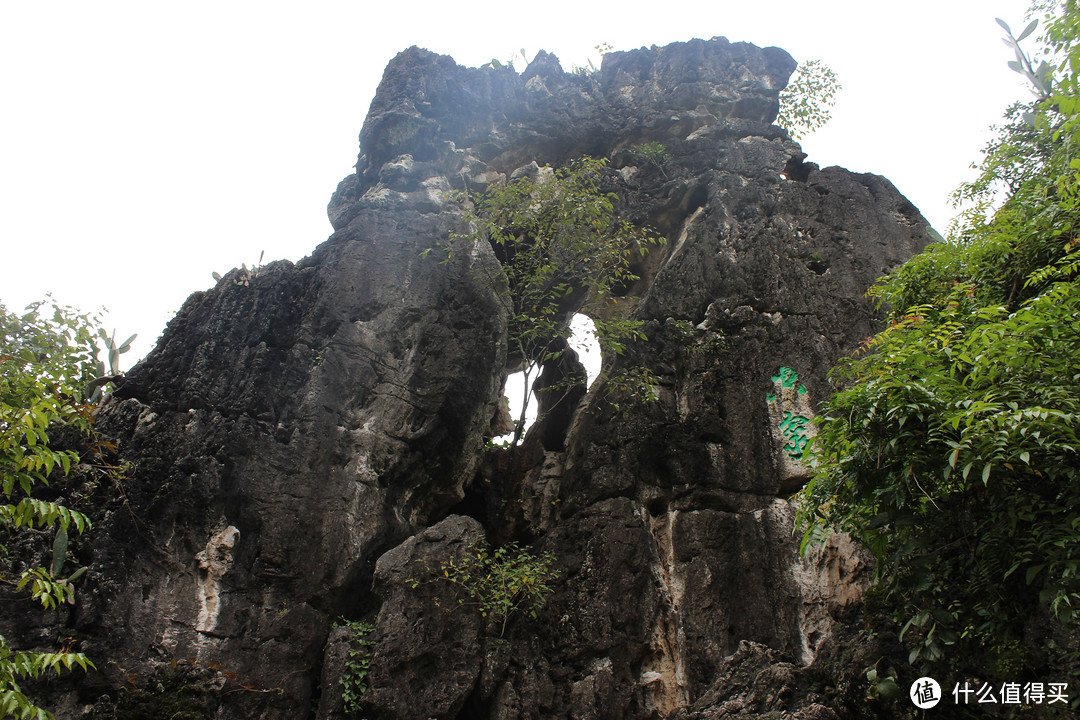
left=7, top=36, right=931, bottom=719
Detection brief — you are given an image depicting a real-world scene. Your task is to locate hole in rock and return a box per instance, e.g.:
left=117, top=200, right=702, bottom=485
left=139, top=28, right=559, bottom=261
left=783, top=155, right=815, bottom=183
left=494, top=314, right=600, bottom=445
left=568, top=313, right=601, bottom=388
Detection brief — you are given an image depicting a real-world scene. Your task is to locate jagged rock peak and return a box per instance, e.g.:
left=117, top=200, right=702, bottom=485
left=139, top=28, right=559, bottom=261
left=6, top=33, right=934, bottom=720
left=328, top=36, right=796, bottom=230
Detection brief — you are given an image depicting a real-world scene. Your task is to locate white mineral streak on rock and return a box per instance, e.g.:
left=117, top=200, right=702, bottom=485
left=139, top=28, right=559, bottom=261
left=195, top=524, right=240, bottom=634
left=641, top=506, right=689, bottom=716
left=665, top=205, right=704, bottom=268
left=791, top=527, right=868, bottom=664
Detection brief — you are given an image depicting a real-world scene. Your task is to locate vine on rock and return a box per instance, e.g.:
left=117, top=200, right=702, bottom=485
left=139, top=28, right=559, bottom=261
left=338, top=620, right=375, bottom=718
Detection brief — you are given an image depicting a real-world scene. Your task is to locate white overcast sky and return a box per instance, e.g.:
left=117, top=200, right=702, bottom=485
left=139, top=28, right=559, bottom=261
left=1, top=0, right=1032, bottom=364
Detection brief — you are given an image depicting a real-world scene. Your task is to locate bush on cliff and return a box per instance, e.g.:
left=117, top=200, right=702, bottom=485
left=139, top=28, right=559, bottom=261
left=0, top=300, right=106, bottom=719
left=800, top=1, right=1080, bottom=703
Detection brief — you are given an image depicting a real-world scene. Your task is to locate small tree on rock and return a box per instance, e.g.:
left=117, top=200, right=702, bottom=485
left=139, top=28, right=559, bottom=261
left=438, top=157, right=664, bottom=447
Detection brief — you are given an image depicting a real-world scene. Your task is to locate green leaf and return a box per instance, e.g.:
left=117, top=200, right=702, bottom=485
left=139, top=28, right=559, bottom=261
left=50, top=527, right=68, bottom=578
left=116, top=333, right=137, bottom=353
left=1026, top=564, right=1045, bottom=584
left=877, top=678, right=902, bottom=699
left=1017, top=19, right=1038, bottom=42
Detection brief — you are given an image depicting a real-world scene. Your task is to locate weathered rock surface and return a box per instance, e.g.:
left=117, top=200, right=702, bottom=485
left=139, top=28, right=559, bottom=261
left=6, top=36, right=930, bottom=719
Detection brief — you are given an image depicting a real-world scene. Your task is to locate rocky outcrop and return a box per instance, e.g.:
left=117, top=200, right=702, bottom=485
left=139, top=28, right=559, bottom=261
left=9, top=36, right=930, bottom=719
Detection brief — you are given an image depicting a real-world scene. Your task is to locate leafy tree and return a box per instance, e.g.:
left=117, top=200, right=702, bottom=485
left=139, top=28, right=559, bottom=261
left=441, top=157, right=664, bottom=447
left=798, top=2, right=1080, bottom=693
left=1, top=300, right=106, bottom=719
left=627, top=141, right=670, bottom=175
left=434, top=540, right=557, bottom=638
left=777, top=59, right=841, bottom=140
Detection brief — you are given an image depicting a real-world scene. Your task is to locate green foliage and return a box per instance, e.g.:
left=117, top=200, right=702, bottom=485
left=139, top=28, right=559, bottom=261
left=600, top=365, right=662, bottom=415
left=2, top=300, right=101, bottom=393
left=864, top=665, right=901, bottom=701
left=999, top=16, right=1054, bottom=100
left=777, top=59, right=841, bottom=140
left=211, top=250, right=264, bottom=287
left=798, top=1, right=1080, bottom=689
left=0, top=635, right=93, bottom=720
left=627, top=142, right=669, bottom=177
left=949, top=99, right=1057, bottom=231
left=442, top=156, right=664, bottom=445
left=83, top=328, right=136, bottom=405
left=668, top=318, right=726, bottom=356
left=435, top=540, right=558, bottom=637
left=1, top=301, right=98, bottom=540
left=337, top=620, right=375, bottom=718
left=1, top=300, right=103, bottom=719
left=14, top=526, right=88, bottom=611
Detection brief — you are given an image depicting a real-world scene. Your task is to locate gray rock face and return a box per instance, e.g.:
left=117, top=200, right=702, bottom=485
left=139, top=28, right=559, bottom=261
left=77, top=162, right=510, bottom=716
left=348, top=515, right=486, bottom=720
left=11, top=37, right=927, bottom=719
left=329, top=38, right=795, bottom=231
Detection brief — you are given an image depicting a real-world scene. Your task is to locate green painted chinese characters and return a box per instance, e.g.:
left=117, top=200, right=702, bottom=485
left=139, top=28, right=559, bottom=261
left=767, top=366, right=813, bottom=461
left=766, top=366, right=807, bottom=402
left=779, top=412, right=811, bottom=460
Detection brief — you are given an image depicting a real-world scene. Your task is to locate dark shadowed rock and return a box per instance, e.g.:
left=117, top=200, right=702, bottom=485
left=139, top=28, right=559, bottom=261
left=5, top=36, right=930, bottom=719
left=356, top=515, right=486, bottom=720
left=670, top=641, right=839, bottom=720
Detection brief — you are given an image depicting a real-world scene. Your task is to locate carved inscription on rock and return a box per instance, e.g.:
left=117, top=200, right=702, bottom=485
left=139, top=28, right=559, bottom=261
left=766, top=366, right=816, bottom=491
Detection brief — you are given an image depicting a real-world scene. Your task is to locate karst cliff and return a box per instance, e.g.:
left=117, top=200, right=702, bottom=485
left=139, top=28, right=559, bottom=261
left=5, top=37, right=932, bottom=719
